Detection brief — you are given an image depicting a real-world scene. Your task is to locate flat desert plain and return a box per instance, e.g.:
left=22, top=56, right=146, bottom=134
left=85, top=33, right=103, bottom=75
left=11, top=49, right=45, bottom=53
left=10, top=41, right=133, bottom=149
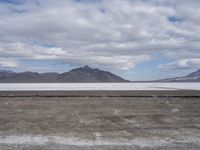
left=0, top=91, right=200, bottom=150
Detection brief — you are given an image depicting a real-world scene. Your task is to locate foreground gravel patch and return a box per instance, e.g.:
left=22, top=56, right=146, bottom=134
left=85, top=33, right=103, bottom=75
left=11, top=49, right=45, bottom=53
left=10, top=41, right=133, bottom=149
left=1, top=143, right=200, bottom=150
left=0, top=135, right=200, bottom=150
left=0, top=93, right=200, bottom=150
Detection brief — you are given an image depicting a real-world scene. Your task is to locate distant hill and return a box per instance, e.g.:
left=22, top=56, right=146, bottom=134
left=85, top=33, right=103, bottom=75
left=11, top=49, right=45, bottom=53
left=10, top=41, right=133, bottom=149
left=0, top=66, right=129, bottom=83
left=157, top=69, right=200, bottom=82
left=0, top=69, right=15, bottom=73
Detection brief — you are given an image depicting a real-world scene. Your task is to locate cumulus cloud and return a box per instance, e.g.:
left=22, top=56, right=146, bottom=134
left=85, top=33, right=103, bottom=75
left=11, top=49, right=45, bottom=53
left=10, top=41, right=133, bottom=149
left=0, top=58, right=18, bottom=68
left=159, top=59, right=200, bottom=69
left=0, top=0, right=199, bottom=70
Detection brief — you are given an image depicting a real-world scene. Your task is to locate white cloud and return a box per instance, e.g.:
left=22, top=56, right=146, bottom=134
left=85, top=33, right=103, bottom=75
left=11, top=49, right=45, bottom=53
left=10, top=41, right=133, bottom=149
left=0, top=58, right=18, bottom=68
left=159, top=59, right=200, bottom=69
left=0, top=42, right=66, bottom=59
left=0, top=0, right=199, bottom=70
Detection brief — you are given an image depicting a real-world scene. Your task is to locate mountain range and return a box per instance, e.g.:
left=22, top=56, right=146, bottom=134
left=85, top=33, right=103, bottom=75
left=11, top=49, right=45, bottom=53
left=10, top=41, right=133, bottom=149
left=0, top=66, right=128, bottom=83
left=157, top=69, right=200, bottom=82
left=0, top=66, right=200, bottom=82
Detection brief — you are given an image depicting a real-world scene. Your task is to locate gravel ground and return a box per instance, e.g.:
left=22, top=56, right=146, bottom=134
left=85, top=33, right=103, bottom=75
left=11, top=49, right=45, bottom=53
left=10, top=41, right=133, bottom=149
left=0, top=91, right=200, bottom=149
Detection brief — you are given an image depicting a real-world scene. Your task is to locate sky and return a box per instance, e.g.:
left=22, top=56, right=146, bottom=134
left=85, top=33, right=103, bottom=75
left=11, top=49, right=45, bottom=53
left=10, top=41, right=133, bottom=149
left=0, top=0, right=200, bottom=80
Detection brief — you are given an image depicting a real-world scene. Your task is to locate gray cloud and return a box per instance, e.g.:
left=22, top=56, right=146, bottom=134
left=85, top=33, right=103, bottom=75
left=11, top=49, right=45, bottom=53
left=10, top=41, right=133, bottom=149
left=0, top=0, right=199, bottom=70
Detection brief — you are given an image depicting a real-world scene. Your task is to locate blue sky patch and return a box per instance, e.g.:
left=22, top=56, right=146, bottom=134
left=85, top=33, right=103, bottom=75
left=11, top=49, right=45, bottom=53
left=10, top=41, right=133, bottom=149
left=0, top=0, right=25, bottom=4
left=168, top=16, right=183, bottom=22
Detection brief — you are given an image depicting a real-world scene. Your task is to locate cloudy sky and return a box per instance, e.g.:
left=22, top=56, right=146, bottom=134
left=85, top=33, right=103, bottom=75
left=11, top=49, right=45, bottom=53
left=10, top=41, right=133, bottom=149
left=0, top=0, right=200, bottom=80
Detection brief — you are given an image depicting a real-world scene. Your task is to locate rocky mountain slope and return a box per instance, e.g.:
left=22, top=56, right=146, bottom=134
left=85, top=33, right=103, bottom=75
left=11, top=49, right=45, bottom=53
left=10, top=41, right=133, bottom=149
left=157, top=69, right=200, bottom=82
left=0, top=66, right=128, bottom=83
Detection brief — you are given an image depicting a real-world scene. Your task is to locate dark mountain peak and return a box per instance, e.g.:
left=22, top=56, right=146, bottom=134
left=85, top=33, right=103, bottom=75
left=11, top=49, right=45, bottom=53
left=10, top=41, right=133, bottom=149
left=83, top=65, right=91, bottom=69
left=186, top=69, right=200, bottom=77
left=69, top=65, right=99, bottom=73
left=58, top=66, right=129, bottom=82
left=79, top=65, right=93, bottom=71
left=78, top=65, right=95, bottom=71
